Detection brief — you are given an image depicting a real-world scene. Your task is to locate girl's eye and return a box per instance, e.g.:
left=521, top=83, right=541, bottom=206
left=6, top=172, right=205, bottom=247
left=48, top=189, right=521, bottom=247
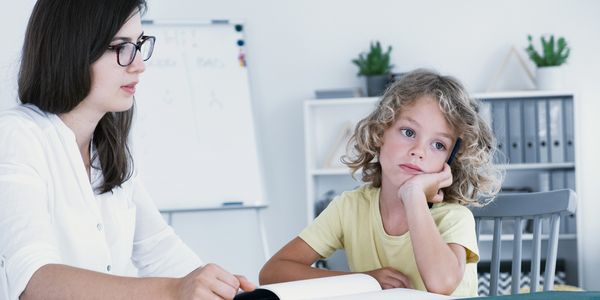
left=433, top=142, right=446, bottom=151
left=401, top=128, right=415, bottom=138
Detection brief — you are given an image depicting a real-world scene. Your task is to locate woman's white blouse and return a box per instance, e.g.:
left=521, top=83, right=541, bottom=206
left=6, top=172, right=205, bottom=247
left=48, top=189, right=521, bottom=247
left=0, top=105, right=202, bottom=300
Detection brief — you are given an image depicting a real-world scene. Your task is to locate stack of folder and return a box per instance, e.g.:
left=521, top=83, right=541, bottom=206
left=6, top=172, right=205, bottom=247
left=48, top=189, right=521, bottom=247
left=481, top=95, right=576, bottom=235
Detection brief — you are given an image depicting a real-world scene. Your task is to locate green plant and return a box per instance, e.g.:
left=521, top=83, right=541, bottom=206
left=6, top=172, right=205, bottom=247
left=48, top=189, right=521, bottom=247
left=352, top=41, right=394, bottom=76
left=525, top=34, right=570, bottom=67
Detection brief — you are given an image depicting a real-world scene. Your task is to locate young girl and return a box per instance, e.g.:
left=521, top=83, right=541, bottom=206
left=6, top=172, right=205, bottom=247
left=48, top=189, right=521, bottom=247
left=0, top=1, right=253, bottom=299
left=260, top=69, right=502, bottom=296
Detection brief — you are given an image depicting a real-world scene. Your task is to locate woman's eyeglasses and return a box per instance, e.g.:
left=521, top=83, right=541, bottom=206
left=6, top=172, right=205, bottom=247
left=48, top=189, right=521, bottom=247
left=107, top=35, right=156, bottom=67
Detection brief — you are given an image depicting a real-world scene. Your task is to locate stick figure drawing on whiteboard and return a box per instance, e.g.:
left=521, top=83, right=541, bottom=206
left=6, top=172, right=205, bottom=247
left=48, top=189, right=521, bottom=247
left=209, top=90, right=223, bottom=109
left=0, top=1, right=255, bottom=299
left=162, top=89, right=175, bottom=104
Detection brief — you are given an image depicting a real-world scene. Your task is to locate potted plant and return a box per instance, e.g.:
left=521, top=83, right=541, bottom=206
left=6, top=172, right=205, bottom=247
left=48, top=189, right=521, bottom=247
left=352, top=41, right=394, bottom=96
left=525, top=34, right=570, bottom=90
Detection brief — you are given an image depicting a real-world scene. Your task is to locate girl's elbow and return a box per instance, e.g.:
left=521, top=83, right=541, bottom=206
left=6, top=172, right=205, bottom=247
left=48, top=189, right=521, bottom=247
left=258, top=264, right=273, bottom=285
left=424, top=274, right=461, bottom=295
left=259, top=258, right=284, bottom=285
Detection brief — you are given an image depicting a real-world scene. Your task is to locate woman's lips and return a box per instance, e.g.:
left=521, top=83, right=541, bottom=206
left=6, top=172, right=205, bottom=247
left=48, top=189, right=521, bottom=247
left=121, top=83, right=137, bottom=94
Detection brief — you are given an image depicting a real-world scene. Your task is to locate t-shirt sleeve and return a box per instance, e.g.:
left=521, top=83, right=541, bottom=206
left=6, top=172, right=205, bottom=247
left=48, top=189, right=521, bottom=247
left=298, top=196, right=345, bottom=259
left=434, top=204, right=480, bottom=264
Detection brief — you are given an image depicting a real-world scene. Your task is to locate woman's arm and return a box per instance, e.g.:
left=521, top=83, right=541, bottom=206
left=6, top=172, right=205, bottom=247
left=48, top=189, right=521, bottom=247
left=22, top=263, right=254, bottom=300
left=130, top=178, right=203, bottom=277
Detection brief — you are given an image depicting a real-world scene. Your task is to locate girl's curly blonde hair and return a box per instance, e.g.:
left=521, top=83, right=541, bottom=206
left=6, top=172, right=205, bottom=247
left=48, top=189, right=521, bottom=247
left=343, top=69, right=503, bottom=205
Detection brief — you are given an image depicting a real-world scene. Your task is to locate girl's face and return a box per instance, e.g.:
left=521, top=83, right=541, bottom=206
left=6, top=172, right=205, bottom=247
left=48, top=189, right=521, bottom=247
left=82, top=12, right=146, bottom=114
left=379, top=96, right=457, bottom=187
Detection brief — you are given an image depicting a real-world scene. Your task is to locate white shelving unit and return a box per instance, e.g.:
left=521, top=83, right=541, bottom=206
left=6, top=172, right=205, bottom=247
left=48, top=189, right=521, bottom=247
left=303, top=90, right=581, bottom=286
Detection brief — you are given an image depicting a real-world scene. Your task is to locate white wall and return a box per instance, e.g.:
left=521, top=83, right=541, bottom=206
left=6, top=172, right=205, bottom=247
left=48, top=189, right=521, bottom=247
left=2, top=0, right=599, bottom=290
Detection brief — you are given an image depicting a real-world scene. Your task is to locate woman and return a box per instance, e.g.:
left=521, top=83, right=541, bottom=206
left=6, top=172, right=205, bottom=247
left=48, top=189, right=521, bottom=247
left=0, top=0, right=254, bottom=299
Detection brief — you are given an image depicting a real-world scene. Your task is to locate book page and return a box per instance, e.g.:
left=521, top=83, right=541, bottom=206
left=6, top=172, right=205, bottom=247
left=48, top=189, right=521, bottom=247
left=237, top=274, right=381, bottom=300
left=317, top=287, right=462, bottom=300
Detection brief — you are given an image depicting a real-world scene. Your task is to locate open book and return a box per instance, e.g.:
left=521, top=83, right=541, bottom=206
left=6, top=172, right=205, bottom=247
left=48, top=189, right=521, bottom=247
left=234, top=274, right=460, bottom=300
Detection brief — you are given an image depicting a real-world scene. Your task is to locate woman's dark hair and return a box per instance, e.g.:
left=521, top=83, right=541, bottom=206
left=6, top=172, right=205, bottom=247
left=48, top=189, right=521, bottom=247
left=18, top=0, right=147, bottom=193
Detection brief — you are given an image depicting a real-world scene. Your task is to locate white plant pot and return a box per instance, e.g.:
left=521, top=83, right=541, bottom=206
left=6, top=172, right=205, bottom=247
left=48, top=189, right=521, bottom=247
left=536, top=66, right=564, bottom=90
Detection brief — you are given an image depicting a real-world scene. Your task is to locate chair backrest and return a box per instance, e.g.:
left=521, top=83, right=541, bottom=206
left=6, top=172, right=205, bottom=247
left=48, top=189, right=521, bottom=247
left=469, top=189, right=577, bottom=296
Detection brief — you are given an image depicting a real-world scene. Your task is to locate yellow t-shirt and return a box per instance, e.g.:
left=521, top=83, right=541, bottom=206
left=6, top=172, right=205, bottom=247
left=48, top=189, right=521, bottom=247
left=299, top=185, right=480, bottom=296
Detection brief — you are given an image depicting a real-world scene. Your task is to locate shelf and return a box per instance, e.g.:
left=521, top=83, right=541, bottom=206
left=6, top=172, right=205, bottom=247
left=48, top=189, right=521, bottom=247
left=309, top=162, right=574, bottom=176
left=304, top=91, right=575, bottom=107
left=473, top=90, right=574, bottom=100
left=305, top=97, right=377, bottom=106
left=310, top=168, right=352, bottom=176
left=501, top=162, right=575, bottom=171
left=478, top=233, right=577, bottom=242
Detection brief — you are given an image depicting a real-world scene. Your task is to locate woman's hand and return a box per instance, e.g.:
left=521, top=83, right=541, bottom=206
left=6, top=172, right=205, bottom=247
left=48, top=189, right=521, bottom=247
left=363, top=267, right=413, bottom=290
left=176, top=263, right=255, bottom=299
left=398, top=163, right=453, bottom=205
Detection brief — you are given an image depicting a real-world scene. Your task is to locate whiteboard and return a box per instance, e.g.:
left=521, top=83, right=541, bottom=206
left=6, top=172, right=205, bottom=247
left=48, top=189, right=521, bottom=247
left=132, top=20, right=265, bottom=211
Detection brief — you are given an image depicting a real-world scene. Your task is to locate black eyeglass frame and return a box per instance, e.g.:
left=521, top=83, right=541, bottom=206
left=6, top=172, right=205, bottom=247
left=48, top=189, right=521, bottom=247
left=107, top=35, right=156, bottom=67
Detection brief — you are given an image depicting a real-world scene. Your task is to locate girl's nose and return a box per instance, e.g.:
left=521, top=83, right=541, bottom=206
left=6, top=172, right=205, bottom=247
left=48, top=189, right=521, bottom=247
left=410, top=152, right=424, bottom=160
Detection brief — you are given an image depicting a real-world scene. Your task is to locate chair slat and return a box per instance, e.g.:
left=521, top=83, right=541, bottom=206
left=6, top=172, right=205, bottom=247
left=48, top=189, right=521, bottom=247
left=544, top=214, right=560, bottom=291
left=511, top=217, right=523, bottom=294
left=490, top=218, right=502, bottom=296
left=530, top=216, right=542, bottom=293
left=470, top=189, right=577, bottom=296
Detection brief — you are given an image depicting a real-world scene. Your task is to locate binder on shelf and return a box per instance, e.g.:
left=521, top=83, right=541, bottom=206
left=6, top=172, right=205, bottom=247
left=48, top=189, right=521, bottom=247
left=537, top=100, right=550, bottom=163
left=563, top=97, right=575, bottom=162
left=550, top=170, right=567, bottom=234
left=548, top=98, right=565, bottom=163
left=550, top=170, right=565, bottom=190
left=565, top=170, right=577, bottom=234
left=522, top=100, right=538, bottom=163
left=534, top=170, right=552, bottom=234
left=492, top=100, right=508, bottom=164
left=538, top=171, right=550, bottom=192
left=479, top=100, right=493, bottom=128
left=565, top=169, right=576, bottom=190
left=507, top=100, right=524, bottom=164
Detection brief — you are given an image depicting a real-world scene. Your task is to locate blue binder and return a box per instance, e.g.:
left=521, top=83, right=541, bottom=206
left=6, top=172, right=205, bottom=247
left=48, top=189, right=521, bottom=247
left=564, top=97, right=575, bottom=162
left=523, top=100, right=538, bottom=163
left=550, top=170, right=567, bottom=234
left=548, top=98, right=565, bottom=163
left=479, top=101, right=493, bottom=128
left=537, top=100, right=550, bottom=163
left=565, top=170, right=577, bottom=234
left=492, top=100, right=508, bottom=164
left=507, top=100, right=524, bottom=164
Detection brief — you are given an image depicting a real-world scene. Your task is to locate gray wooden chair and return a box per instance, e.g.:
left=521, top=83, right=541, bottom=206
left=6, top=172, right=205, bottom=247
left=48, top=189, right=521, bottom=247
left=470, top=189, right=577, bottom=296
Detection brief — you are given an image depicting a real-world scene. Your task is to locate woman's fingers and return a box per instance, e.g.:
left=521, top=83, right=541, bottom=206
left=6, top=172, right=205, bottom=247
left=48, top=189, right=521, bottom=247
left=235, top=275, right=256, bottom=292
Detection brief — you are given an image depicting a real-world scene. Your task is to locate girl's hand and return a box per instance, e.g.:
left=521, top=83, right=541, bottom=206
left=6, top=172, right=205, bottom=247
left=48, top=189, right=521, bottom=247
left=398, top=163, right=453, bottom=205
left=363, top=267, right=413, bottom=290
left=176, top=263, right=256, bottom=299
left=430, top=189, right=445, bottom=204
